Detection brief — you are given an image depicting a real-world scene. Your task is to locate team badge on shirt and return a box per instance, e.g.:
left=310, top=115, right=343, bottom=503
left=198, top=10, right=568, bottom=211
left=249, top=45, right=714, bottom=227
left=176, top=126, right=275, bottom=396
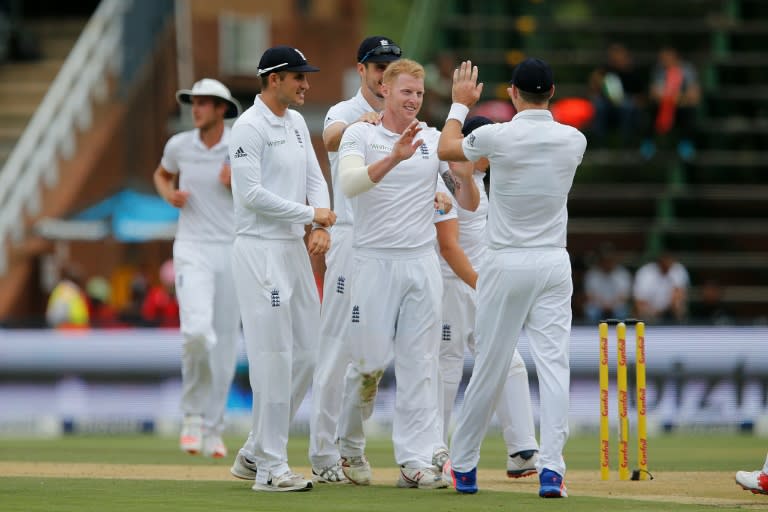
left=271, top=289, right=281, bottom=307
left=341, top=140, right=358, bottom=152
left=442, top=323, right=452, bottom=341
left=352, top=305, right=360, bottom=323
left=336, top=275, right=345, bottom=294
left=294, top=129, right=304, bottom=147
left=419, top=143, right=430, bottom=159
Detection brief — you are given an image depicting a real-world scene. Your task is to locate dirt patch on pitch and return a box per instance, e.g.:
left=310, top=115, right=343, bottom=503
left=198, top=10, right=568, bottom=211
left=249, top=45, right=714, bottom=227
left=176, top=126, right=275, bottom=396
left=0, top=462, right=764, bottom=508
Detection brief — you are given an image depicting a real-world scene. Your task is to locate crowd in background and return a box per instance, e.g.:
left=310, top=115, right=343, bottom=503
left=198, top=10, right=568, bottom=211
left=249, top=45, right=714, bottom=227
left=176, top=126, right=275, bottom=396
left=44, top=259, right=179, bottom=329
left=587, top=43, right=701, bottom=161
left=420, top=43, right=702, bottom=163
left=42, top=246, right=737, bottom=329
left=28, top=43, right=717, bottom=330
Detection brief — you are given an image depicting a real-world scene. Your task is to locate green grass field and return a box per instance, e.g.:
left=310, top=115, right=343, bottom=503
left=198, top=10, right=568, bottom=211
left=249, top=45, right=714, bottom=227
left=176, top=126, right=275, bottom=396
left=0, top=433, right=765, bottom=511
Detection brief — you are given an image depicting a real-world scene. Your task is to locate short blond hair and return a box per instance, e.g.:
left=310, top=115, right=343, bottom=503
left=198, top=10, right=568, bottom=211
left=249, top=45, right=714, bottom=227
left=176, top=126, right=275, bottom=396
left=382, top=58, right=425, bottom=85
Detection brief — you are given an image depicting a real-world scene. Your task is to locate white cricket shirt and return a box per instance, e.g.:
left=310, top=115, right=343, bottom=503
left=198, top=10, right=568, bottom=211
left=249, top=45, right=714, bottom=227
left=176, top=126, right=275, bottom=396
left=229, top=95, right=330, bottom=240
left=339, top=121, right=448, bottom=250
left=161, top=128, right=234, bottom=243
left=438, top=171, right=488, bottom=277
left=324, top=88, right=378, bottom=226
left=633, top=261, right=689, bottom=311
left=462, top=109, right=587, bottom=250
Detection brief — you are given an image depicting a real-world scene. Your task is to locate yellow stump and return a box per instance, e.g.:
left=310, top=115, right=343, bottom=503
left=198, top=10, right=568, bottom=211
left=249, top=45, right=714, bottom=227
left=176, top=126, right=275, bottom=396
left=599, top=322, right=610, bottom=480
left=635, top=322, right=648, bottom=480
left=617, top=322, right=630, bottom=481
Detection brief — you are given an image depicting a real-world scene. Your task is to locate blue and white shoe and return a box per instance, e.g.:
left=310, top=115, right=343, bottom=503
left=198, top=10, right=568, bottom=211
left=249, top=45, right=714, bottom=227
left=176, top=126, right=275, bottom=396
left=451, top=466, right=478, bottom=494
left=539, top=468, right=567, bottom=498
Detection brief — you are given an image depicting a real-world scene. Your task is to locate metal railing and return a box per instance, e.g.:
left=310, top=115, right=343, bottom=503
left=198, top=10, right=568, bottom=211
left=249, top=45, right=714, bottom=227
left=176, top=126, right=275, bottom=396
left=0, top=0, right=129, bottom=274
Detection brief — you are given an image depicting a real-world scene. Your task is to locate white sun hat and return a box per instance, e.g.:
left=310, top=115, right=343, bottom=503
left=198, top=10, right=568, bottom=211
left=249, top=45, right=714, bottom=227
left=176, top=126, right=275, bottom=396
left=176, top=78, right=242, bottom=118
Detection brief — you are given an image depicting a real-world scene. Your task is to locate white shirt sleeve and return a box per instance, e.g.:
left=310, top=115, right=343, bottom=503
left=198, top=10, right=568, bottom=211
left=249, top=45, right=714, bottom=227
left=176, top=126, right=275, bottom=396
left=338, top=123, right=374, bottom=197
left=669, top=263, right=690, bottom=288
left=324, top=102, right=349, bottom=131
left=302, top=121, right=331, bottom=209
left=462, top=124, right=496, bottom=162
left=633, top=265, right=654, bottom=301
left=230, top=121, right=314, bottom=224
left=160, top=134, right=182, bottom=173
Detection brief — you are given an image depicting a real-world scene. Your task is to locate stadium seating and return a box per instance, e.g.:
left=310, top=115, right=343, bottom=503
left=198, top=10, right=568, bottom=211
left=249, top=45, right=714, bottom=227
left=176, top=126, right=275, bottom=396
left=431, top=0, right=768, bottom=322
left=0, top=18, right=84, bottom=168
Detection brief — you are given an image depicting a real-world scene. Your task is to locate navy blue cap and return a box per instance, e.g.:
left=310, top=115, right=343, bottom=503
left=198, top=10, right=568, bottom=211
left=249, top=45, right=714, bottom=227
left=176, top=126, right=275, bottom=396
left=357, top=36, right=402, bottom=63
left=511, top=57, right=554, bottom=93
left=462, top=116, right=494, bottom=136
left=257, top=46, right=319, bottom=76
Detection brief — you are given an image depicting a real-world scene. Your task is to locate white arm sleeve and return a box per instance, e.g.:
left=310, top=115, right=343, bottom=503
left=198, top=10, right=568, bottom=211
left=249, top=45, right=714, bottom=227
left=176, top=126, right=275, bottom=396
left=302, top=121, right=331, bottom=209
left=160, top=133, right=182, bottom=173
left=339, top=154, right=376, bottom=197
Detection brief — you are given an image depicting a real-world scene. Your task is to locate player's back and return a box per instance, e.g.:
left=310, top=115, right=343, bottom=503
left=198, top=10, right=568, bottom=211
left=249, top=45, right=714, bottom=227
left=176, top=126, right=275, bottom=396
left=482, top=111, right=586, bottom=250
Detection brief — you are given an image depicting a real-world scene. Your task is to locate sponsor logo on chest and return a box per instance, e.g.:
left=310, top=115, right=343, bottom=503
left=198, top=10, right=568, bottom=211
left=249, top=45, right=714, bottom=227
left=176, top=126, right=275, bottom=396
left=369, top=143, right=393, bottom=153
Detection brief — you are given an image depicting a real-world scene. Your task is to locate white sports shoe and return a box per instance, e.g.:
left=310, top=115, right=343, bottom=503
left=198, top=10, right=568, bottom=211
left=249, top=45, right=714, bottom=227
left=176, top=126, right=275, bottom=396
left=252, top=470, right=313, bottom=492
left=179, top=415, right=203, bottom=455
left=736, top=470, right=768, bottom=495
left=202, top=435, right=227, bottom=458
left=340, top=455, right=372, bottom=485
left=432, top=448, right=450, bottom=472
left=507, top=449, right=539, bottom=478
left=230, top=450, right=258, bottom=480
left=312, top=462, right=348, bottom=483
left=397, top=466, right=449, bottom=489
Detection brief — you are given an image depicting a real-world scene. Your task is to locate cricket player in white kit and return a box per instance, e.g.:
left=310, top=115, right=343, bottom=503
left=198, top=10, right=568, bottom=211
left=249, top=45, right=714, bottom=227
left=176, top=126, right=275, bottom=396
left=153, top=78, right=242, bottom=458
left=308, top=36, right=402, bottom=484
left=227, top=46, right=335, bottom=493
left=736, top=453, right=768, bottom=495
left=438, top=59, right=586, bottom=498
left=335, top=59, right=479, bottom=489
left=435, top=116, right=540, bottom=479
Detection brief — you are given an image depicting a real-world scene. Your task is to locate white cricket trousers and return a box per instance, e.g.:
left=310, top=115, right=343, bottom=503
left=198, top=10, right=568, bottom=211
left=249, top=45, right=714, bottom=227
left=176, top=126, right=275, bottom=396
left=451, top=247, right=572, bottom=476
left=439, top=276, right=538, bottom=455
left=309, top=225, right=353, bottom=468
left=337, top=247, right=443, bottom=468
left=231, top=236, right=319, bottom=477
left=174, top=240, right=240, bottom=435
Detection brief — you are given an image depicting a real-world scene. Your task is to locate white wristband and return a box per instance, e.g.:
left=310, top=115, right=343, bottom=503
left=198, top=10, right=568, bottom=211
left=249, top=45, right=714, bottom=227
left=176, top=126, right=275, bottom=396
left=446, top=103, right=470, bottom=124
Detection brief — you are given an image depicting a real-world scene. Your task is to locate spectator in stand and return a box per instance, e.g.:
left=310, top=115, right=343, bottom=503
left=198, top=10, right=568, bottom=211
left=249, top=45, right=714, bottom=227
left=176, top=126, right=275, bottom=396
left=588, top=43, right=646, bottom=147
left=141, top=259, right=180, bottom=328
left=583, top=242, right=632, bottom=323
left=633, top=251, right=689, bottom=323
left=85, top=276, right=123, bottom=328
left=45, top=264, right=89, bottom=329
left=689, top=279, right=732, bottom=325
left=640, top=46, right=701, bottom=161
left=117, top=270, right=149, bottom=326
